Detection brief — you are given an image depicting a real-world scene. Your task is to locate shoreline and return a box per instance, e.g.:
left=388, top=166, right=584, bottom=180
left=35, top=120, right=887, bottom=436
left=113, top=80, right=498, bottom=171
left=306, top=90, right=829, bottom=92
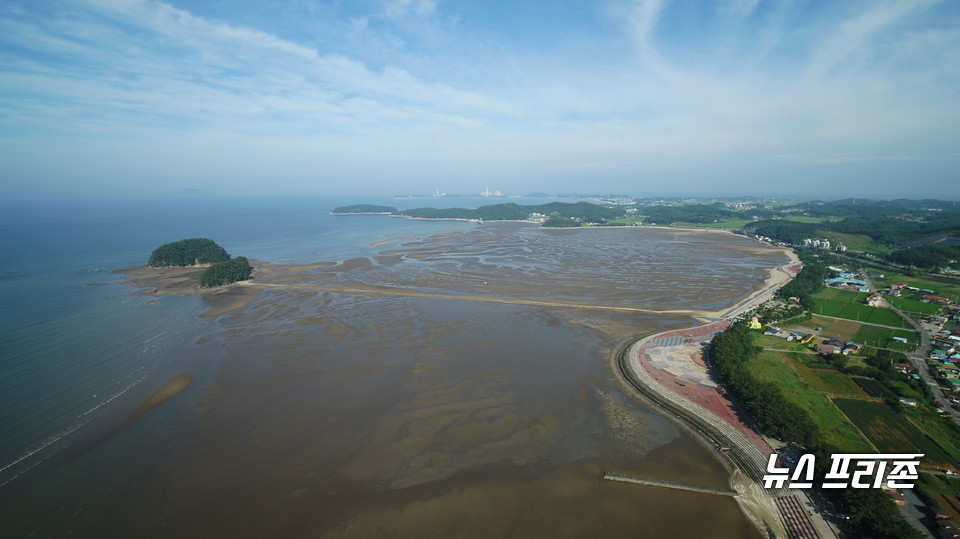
left=609, top=247, right=830, bottom=539
left=342, top=210, right=768, bottom=237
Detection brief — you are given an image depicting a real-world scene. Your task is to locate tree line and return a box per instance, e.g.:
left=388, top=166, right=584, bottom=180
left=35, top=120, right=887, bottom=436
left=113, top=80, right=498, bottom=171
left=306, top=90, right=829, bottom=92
left=775, top=249, right=829, bottom=309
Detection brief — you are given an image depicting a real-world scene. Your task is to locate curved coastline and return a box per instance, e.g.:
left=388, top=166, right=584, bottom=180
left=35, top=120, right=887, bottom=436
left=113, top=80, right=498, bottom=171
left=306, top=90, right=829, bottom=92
left=611, top=252, right=800, bottom=537
left=611, top=252, right=799, bottom=471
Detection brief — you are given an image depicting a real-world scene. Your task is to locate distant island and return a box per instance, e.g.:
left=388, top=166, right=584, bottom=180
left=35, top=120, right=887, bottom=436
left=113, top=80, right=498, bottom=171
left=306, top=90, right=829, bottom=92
left=330, top=204, right=398, bottom=214
left=332, top=201, right=621, bottom=227
left=148, top=238, right=251, bottom=287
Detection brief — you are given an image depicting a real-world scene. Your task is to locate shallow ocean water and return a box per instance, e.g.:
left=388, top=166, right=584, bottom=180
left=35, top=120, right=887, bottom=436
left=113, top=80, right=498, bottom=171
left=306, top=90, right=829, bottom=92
left=0, top=197, right=787, bottom=537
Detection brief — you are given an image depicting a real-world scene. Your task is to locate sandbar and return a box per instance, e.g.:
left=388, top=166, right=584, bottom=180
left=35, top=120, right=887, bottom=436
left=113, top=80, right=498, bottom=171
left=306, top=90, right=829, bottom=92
left=124, top=373, right=193, bottom=425
left=369, top=238, right=401, bottom=247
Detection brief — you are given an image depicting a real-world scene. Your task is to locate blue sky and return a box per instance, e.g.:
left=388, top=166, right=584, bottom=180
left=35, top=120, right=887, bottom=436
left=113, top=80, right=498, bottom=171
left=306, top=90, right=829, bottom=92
left=1, top=0, right=958, bottom=199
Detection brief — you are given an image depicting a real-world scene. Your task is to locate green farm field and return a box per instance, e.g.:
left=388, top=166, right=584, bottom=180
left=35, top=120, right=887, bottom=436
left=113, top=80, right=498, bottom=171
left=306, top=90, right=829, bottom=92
left=888, top=296, right=944, bottom=315
left=813, top=370, right=869, bottom=396
left=750, top=350, right=871, bottom=451
left=813, top=301, right=909, bottom=327
left=833, top=398, right=953, bottom=468
left=903, top=408, right=960, bottom=469
left=852, top=325, right=919, bottom=348
left=812, top=288, right=866, bottom=303
left=852, top=378, right=897, bottom=400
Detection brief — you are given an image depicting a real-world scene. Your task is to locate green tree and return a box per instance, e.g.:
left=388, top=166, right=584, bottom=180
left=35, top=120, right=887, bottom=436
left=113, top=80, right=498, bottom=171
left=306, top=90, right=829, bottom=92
left=198, top=257, right=252, bottom=287
left=149, top=238, right=230, bottom=267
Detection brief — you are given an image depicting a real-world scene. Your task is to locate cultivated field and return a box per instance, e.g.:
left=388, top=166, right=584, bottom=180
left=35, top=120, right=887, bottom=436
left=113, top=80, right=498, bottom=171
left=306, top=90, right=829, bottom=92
left=833, top=398, right=952, bottom=469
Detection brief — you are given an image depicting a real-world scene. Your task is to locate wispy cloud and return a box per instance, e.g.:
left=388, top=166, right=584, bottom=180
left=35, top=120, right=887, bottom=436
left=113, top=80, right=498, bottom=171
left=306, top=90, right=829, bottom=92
left=804, top=0, right=940, bottom=80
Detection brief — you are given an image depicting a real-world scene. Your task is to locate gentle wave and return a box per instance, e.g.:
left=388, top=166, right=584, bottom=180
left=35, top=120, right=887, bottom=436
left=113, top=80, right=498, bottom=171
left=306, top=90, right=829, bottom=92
left=0, top=370, right=149, bottom=486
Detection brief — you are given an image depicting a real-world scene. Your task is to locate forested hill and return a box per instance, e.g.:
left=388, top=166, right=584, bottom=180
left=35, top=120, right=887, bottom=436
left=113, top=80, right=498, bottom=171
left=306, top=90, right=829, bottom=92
left=746, top=211, right=960, bottom=269
left=148, top=238, right=230, bottom=267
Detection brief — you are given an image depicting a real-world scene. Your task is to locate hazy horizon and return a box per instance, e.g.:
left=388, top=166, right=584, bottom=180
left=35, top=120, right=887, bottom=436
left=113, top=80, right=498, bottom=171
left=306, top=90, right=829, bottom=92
left=2, top=1, right=959, bottom=200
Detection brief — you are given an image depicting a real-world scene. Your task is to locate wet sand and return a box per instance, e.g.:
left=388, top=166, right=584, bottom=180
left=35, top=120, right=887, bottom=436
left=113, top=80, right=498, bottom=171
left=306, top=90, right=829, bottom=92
left=120, top=265, right=205, bottom=296
left=110, top=225, right=793, bottom=538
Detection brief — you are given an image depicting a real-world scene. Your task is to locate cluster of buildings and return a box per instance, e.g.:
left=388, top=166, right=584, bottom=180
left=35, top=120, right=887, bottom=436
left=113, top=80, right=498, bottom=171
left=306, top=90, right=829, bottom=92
left=928, top=308, right=960, bottom=397
left=825, top=272, right=869, bottom=292
left=802, top=238, right=848, bottom=252
left=815, top=337, right=863, bottom=356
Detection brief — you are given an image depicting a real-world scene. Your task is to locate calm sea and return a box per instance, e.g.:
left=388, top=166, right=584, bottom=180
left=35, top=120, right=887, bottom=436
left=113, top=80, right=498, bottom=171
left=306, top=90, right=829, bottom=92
left=0, top=196, right=566, bottom=517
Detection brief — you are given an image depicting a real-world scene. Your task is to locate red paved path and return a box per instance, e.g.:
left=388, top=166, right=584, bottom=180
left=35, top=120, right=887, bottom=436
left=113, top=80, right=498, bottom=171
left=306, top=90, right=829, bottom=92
left=637, top=321, right=774, bottom=456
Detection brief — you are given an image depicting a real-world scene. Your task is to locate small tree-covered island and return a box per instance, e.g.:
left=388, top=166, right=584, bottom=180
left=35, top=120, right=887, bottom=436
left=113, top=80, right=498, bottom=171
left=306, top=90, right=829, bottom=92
left=148, top=238, right=252, bottom=288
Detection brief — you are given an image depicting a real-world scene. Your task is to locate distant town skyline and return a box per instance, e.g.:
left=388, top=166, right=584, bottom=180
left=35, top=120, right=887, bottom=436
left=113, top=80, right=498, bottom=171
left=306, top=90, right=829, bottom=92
left=2, top=0, right=959, bottom=200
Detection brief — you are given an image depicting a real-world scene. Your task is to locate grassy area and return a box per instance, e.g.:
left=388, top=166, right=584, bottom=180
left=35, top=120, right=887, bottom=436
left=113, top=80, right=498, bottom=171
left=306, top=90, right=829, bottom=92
left=886, top=380, right=924, bottom=400
left=827, top=232, right=890, bottom=255
left=853, top=377, right=898, bottom=400
left=782, top=216, right=835, bottom=224
left=756, top=334, right=809, bottom=352
left=852, top=325, right=920, bottom=348
left=886, top=341, right=920, bottom=353
left=605, top=217, right=642, bottom=226
left=888, top=296, right=944, bottom=315
left=778, top=349, right=838, bottom=370
left=813, top=301, right=909, bottom=327
left=789, top=359, right=832, bottom=391
left=812, top=288, right=867, bottom=303
left=833, top=398, right=953, bottom=468
left=814, top=370, right=869, bottom=396
left=918, top=473, right=960, bottom=496
left=699, top=219, right=754, bottom=230
left=749, top=349, right=872, bottom=451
